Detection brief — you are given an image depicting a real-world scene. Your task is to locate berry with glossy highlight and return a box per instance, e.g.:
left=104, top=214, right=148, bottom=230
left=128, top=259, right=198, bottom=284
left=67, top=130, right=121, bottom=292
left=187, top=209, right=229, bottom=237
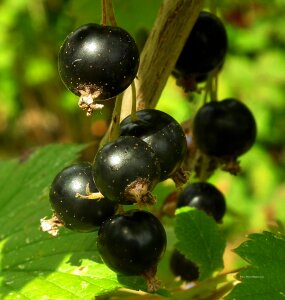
left=58, top=23, right=139, bottom=101
left=97, top=209, right=167, bottom=275
left=93, top=136, right=160, bottom=205
left=193, top=98, right=257, bottom=158
left=175, top=11, right=228, bottom=76
left=120, top=109, right=187, bottom=181
left=177, top=182, right=226, bottom=223
left=49, top=162, right=118, bottom=232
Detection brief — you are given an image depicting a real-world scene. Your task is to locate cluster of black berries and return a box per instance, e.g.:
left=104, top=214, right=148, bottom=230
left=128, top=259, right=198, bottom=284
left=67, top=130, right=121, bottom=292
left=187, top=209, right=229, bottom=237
left=44, top=108, right=187, bottom=288
left=93, top=108, right=188, bottom=287
left=169, top=11, right=256, bottom=282
left=42, top=21, right=190, bottom=290
left=173, top=11, right=256, bottom=164
left=44, top=106, right=188, bottom=287
left=41, top=9, right=258, bottom=288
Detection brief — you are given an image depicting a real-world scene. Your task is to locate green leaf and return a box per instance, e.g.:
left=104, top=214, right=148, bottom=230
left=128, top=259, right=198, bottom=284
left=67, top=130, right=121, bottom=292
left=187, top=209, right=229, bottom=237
left=174, top=207, right=226, bottom=280
left=226, top=231, right=285, bottom=300
left=0, top=144, right=146, bottom=300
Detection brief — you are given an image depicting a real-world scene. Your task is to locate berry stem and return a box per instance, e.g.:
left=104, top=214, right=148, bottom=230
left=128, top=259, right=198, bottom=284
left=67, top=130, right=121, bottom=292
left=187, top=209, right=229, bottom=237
left=130, top=81, right=138, bottom=122
left=109, top=93, right=123, bottom=141
left=203, top=77, right=210, bottom=104
left=105, top=0, right=117, bottom=26
left=100, top=94, right=123, bottom=148
left=101, top=0, right=107, bottom=25
left=203, top=68, right=219, bottom=104
left=209, top=68, right=219, bottom=101
left=209, top=0, right=217, bottom=15
left=198, top=153, right=211, bottom=182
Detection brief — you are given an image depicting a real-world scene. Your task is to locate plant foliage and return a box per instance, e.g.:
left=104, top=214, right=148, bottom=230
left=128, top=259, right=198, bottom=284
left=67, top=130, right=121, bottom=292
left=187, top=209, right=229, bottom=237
left=226, top=231, right=285, bottom=300
left=0, top=144, right=146, bottom=299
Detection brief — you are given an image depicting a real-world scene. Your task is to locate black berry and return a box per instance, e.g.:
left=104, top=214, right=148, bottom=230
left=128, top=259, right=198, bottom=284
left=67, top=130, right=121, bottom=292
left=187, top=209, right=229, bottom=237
left=170, top=249, right=199, bottom=282
left=193, top=98, right=257, bottom=158
left=175, top=11, right=228, bottom=76
left=120, top=109, right=187, bottom=181
left=49, top=162, right=118, bottom=232
left=58, top=23, right=139, bottom=113
left=92, top=136, right=160, bottom=205
left=97, top=209, right=167, bottom=276
left=176, top=182, right=226, bottom=223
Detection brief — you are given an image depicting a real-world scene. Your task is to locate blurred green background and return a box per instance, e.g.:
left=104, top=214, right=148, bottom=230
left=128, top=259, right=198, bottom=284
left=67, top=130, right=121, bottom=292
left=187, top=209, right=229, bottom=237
left=0, top=0, right=285, bottom=271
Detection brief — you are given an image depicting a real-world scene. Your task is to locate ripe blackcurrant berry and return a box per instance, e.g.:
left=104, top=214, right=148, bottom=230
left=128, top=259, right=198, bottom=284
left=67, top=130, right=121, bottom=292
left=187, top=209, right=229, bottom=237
left=120, top=109, right=187, bottom=181
left=49, top=162, right=118, bottom=232
left=170, top=249, right=199, bottom=282
left=58, top=23, right=139, bottom=115
left=176, top=182, right=226, bottom=223
left=175, top=11, right=228, bottom=76
left=193, top=98, right=257, bottom=158
left=97, top=209, right=167, bottom=276
left=93, top=136, right=160, bottom=205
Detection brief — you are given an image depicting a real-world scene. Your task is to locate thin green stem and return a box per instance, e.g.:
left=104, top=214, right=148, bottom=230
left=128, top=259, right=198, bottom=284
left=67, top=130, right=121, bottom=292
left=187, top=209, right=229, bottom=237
left=99, top=95, right=123, bottom=148
left=209, top=0, right=217, bottom=15
left=131, top=81, right=138, bottom=122
left=199, top=153, right=210, bottom=182
left=203, top=76, right=211, bottom=104
left=203, top=67, right=219, bottom=104
left=101, top=0, right=107, bottom=25
left=209, top=74, right=214, bottom=101
left=213, top=71, right=218, bottom=100
left=109, top=93, right=123, bottom=141
left=105, top=0, right=117, bottom=26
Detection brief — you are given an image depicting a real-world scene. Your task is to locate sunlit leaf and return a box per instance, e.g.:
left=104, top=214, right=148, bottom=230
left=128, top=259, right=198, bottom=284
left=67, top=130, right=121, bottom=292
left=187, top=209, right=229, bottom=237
left=0, top=144, right=146, bottom=300
left=226, top=231, right=285, bottom=300
left=175, top=207, right=226, bottom=280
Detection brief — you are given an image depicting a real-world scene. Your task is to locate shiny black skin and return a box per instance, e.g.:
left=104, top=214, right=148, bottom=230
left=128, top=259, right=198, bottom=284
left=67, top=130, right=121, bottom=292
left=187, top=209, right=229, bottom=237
left=193, top=98, right=257, bottom=157
left=175, top=11, right=228, bottom=76
left=97, top=210, right=167, bottom=275
left=49, top=162, right=118, bottom=232
left=58, top=23, right=139, bottom=100
left=120, top=109, right=187, bottom=181
left=177, top=182, right=226, bottom=223
left=170, top=249, right=199, bottom=282
left=93, top=136, right=160, bottom=204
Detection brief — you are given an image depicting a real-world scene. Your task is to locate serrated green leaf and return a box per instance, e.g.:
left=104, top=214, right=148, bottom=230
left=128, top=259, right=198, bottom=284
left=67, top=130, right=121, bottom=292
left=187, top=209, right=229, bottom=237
left=174, top=207, right=226, bottom=280
left=226, top=231, right=285, bottom=300
left=0, top=144, right=147, bottom=300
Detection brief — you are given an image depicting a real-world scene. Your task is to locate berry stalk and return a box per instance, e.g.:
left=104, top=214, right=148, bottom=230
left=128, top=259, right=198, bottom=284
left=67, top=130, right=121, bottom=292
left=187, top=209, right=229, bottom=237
left=101, top=0, right=117, bottom=26
left=130, top=81, right=138, bottom=122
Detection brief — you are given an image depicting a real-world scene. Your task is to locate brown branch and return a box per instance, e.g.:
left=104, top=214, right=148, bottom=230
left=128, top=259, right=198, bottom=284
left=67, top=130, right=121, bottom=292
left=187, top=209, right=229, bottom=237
left=120, top=0, right=204, bottom=120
